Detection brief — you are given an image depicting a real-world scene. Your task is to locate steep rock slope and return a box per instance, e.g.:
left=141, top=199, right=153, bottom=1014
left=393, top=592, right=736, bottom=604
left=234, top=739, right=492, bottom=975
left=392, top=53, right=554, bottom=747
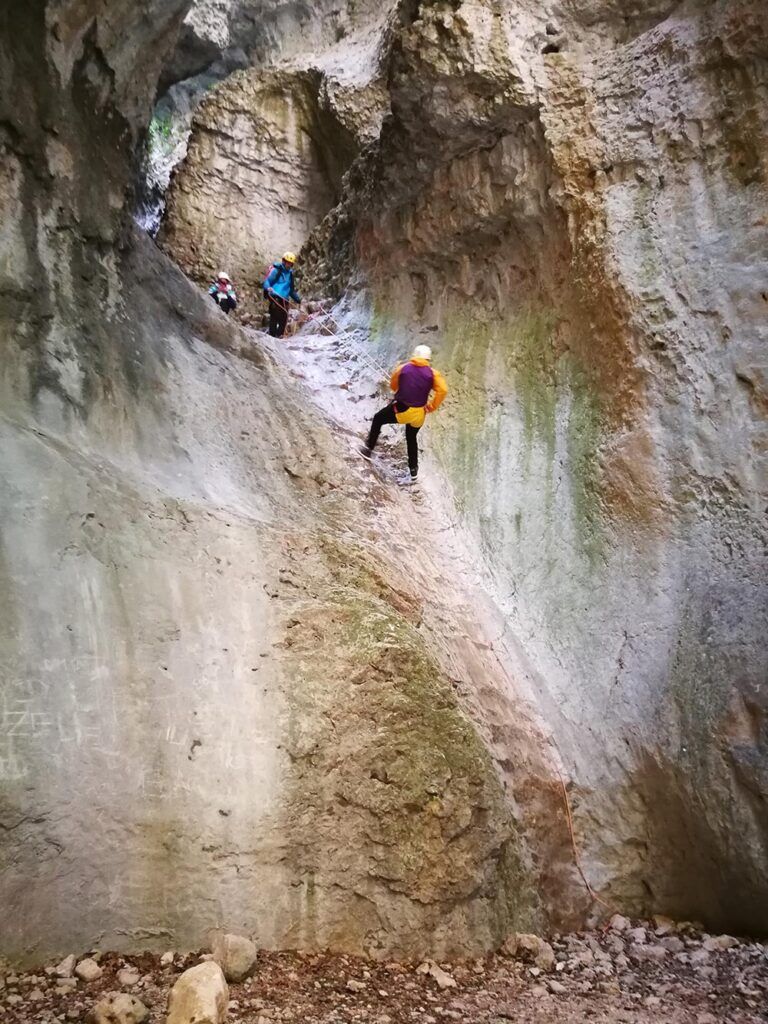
left=0, top=1, right=566, bottom=962
left=300, top=0, right=768, bottom=930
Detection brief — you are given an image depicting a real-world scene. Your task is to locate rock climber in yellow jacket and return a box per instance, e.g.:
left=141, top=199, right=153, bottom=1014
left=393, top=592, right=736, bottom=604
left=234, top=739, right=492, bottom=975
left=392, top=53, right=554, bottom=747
left=361, top=344, right=448, bottom=483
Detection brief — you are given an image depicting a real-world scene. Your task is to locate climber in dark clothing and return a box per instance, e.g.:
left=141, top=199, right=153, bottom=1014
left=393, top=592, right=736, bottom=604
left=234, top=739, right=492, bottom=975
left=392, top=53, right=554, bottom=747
left=209, top=272, right=237, bottom=314
left=263, top=251, right=301, bottom=337
left=361, top=345, right=448, bottom=482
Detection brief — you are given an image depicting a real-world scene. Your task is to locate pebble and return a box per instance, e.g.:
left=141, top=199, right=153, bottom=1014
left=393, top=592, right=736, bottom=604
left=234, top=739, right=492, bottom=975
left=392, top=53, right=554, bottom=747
left=548, top=979, right=567, bottom=994
left=346, top=979, right=367, bottom=992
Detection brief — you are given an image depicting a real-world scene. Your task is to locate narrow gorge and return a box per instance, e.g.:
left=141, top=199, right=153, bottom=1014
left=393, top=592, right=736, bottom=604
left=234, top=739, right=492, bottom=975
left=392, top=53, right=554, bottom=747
left=1, top=0, right=767, bottom=1016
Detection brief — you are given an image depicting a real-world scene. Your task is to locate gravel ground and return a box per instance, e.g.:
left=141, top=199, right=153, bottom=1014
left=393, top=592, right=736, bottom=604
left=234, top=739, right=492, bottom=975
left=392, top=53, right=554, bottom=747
left=2, top=919, right=766, bottom=1024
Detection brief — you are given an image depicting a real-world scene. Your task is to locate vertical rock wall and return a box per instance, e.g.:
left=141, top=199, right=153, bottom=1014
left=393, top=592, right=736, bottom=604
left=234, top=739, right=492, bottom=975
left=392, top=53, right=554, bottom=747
left=301, top=0, right=768, bottom=930
left=1, top=0, right=562, bottom=963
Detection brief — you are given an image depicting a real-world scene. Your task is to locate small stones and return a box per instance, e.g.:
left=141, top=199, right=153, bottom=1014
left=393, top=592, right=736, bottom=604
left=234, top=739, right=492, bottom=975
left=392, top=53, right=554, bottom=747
left=75, top=959, right=103, bottom=983
left=690, top=948, right=711, bottom=963
left=629, top=943, right=668, bottom=963
left=160, top=952, right=175, bottom=966
left=0, top=920, right=764, bottom=1023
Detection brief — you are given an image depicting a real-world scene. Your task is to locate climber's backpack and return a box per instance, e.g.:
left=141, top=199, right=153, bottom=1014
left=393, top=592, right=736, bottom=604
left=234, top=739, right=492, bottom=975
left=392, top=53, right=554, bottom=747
left=263, top=262, right=288, bottom=299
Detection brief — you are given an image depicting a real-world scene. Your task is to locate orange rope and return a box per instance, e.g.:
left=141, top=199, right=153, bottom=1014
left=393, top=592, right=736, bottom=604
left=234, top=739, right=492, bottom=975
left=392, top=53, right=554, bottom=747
left=556, top=768, right=616, bottom=919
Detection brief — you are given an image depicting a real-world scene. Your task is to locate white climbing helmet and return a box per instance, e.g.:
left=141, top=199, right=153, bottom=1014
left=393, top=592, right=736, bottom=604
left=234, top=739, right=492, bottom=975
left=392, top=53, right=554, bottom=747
left=413, top=344, right=432, bottom=361
left=217, top=271, right=230, bottom=281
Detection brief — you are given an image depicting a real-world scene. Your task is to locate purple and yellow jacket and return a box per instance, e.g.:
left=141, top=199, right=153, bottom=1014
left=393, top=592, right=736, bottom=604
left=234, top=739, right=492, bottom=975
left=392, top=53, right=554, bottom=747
left=390, top=358, right=448, bottom=428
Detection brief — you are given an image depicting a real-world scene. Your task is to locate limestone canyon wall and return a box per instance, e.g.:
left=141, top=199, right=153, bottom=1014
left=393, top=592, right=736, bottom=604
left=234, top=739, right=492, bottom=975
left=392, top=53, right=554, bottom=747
left=303, top=0, right=768, bottom=930
left=0, top=2, right=564, bottom=962
left=163, top=0, right=768, bottom=931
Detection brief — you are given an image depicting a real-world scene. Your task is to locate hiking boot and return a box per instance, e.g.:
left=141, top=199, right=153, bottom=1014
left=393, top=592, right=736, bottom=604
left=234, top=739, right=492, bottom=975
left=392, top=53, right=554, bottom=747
left=359, top=445, right=373, bottom=461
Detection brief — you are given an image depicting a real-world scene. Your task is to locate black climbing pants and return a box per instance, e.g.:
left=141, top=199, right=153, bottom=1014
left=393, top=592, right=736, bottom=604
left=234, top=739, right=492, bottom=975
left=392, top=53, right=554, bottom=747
left=367, top=403, right=420, bottom=476
left=268, top=298, right=289, bottom=337
left=212, top=294, right=237, bottom=315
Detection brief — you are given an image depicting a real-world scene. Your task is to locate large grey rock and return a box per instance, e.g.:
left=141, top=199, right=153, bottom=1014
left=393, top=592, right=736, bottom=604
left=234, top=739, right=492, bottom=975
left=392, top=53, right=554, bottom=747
left=211, top=932, right=257, bottom=982
left=166, top=962, right=229, bottom=1024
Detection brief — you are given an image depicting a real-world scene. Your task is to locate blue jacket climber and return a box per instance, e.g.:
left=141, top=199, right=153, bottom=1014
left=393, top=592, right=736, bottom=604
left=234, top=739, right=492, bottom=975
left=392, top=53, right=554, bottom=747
left=263, top=252, right=301, bottom=338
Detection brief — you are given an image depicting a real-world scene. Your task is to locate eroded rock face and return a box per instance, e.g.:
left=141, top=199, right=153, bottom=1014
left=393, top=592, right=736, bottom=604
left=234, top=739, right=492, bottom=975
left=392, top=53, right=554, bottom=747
left=159, top=66, right=362, bottom=292
left=303, top=0, right=768, bottom=930
left=162, top=0, right=395, bottom=88
left=158, top=0, right=395, bottom=291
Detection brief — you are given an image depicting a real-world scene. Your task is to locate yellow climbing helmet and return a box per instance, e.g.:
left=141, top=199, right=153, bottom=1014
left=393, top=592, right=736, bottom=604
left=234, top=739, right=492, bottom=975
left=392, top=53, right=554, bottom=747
left=283, top=251, right=297, bottom=264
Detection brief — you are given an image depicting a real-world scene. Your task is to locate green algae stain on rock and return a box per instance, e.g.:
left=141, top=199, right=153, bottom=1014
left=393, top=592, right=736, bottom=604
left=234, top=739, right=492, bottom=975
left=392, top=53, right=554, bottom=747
left=434, top=302, right=607, bottom=562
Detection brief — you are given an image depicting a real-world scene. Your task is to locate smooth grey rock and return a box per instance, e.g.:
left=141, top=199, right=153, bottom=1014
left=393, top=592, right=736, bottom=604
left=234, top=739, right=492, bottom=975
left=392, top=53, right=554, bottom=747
left=211, top=933, right=257, bottom=983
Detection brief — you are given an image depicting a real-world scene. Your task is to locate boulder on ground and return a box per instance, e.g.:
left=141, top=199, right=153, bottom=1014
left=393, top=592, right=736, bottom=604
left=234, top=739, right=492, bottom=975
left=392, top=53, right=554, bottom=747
left=54, top=954, right=76, bottom=978
left=75, top=958, right=103, bottom=982
left=87, top=992, right=149, bottom=1024
left=503, top=933, right=556, bottom=972
left=211, top=932, right=257, bottom=983
left=166, top=962, right=228, bottom=1024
